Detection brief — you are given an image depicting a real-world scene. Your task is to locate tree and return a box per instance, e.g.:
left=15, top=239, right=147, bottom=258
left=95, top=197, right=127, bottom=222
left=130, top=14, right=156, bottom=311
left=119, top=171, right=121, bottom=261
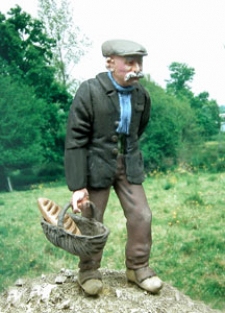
left=38, top=0, right=92, bottom=93
left=166, top=62, right=195, bottom=99
left=0, top=7, right=72, bottom=169
left=0, top=6, right=71, bottom=105
left=166, top=62, right=220, bottom=140
left=0, top=7, right=54, bottom=98
left=0, top=74, right=46, bottom=190
left=140, top=78, right=200, bottom=171
left=190, top=92, right=220, bottom=138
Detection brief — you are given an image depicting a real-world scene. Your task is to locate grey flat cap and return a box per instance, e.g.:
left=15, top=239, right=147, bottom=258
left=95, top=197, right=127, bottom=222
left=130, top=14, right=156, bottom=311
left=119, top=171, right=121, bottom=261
left=102, top=39, right=148, bottom=57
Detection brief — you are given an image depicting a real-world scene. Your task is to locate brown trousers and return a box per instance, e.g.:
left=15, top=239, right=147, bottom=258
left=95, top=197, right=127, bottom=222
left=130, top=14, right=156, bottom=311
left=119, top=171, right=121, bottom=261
left=79, top=155, right=152, bottom=271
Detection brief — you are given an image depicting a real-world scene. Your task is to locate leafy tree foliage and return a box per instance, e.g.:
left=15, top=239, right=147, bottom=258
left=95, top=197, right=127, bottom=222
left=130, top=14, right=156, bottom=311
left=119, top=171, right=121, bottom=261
left=166, top=62, right=220, bottom=141
left=0, top=7, right=53, bottom=98
left=141, top=78, right=200, bottom=171
left=38, top=0, right=92, bottom=93
left=0, top=6, right=72, bottom=103
left=0, top=7, right=72, bottom=169
left=190, top=92, right=220, bottom=138
left=0, top=74, right=46, bottom=190
left=166, top=62, right=195, bottom=99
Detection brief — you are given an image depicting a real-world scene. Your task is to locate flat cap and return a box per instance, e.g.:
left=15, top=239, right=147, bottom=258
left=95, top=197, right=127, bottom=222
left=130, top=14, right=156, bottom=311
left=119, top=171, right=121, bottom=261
left=101, top=39, right=148, bottom=57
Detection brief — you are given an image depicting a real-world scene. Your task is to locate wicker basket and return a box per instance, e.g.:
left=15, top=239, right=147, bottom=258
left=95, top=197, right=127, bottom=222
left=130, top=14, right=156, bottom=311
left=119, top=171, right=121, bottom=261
left=41, top=201, right=110, bottom=258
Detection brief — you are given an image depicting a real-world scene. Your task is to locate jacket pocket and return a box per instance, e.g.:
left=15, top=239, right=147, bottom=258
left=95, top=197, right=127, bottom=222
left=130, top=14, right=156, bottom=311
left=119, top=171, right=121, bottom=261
left=125, top=151, right=145, bottom=184
left=134, top=103, right=144, bottom=112
left=87, top=151, right=115, bottom=188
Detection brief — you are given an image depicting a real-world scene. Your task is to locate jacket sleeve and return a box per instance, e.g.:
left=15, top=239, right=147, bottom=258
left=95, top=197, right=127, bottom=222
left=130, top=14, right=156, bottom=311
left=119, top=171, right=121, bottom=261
left=64, top=80, right=93, bottom=191
left=138, top=87, right=151, bottom=138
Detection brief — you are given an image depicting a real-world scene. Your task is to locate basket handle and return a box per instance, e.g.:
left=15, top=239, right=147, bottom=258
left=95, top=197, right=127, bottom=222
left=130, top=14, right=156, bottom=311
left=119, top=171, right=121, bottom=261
left=57, top=201, right=96, bottom=228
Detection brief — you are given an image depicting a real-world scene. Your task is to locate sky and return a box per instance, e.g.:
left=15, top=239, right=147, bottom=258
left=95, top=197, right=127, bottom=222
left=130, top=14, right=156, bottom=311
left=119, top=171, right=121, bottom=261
left=1, top=0, right=225, bottom=105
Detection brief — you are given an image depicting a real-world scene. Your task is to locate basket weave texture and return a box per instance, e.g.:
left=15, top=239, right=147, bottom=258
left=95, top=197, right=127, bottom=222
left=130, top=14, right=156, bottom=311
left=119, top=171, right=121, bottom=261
left=41, top=202, right=110, bottom=258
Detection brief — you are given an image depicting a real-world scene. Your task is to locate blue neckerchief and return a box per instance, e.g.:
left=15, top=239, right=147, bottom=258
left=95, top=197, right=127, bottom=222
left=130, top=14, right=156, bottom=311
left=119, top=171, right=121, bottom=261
left=108, top=71, right=134, bottom=134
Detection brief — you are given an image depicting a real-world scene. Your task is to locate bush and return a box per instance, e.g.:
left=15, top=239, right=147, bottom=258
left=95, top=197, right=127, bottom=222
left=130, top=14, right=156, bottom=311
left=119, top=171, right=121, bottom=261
left=188, top=139, right=225, bottom=172
left=140, top=79, right=200, bottom=172
left=37, top=163, right=64, bottom=182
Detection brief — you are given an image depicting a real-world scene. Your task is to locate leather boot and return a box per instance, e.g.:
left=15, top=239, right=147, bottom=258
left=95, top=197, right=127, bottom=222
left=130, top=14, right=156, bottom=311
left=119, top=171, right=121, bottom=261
left=126, top=267, right=163, bottom=294
left=78, top=269, right=102, bottom=295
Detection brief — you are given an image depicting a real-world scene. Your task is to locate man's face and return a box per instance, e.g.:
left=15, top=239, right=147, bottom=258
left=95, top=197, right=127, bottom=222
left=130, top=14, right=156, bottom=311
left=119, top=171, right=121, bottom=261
left=109, top=55, right=144, bottom=86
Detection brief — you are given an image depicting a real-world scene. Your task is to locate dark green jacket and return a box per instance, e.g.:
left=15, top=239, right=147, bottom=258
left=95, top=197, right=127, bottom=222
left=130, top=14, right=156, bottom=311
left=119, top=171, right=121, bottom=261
left=64, top=72, right=151, bottom=191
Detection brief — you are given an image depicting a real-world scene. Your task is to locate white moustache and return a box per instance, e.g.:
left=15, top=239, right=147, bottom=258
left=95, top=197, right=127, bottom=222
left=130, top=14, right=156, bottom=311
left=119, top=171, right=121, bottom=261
left=124, top=71, right=144, bottom=82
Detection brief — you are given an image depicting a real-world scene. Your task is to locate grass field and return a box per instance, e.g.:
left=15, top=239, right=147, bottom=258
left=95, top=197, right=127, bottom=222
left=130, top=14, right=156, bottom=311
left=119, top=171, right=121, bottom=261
left=0, top=170, right=224, bottom=311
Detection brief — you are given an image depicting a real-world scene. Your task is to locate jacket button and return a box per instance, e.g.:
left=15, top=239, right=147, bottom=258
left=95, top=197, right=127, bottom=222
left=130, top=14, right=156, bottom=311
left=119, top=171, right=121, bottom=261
left=112, top=148, right=119, bottom=155
left=111, top=135, right=118, bottom=142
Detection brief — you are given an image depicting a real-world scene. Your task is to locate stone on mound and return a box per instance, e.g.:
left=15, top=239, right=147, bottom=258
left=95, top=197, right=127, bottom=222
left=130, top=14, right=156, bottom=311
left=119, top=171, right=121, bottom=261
left=0, top=269, right=223, bottom=313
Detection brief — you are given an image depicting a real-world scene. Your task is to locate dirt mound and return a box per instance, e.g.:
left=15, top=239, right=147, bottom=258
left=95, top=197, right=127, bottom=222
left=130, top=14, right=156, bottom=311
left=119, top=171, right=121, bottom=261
left=0, top=269, right=223, bottom=313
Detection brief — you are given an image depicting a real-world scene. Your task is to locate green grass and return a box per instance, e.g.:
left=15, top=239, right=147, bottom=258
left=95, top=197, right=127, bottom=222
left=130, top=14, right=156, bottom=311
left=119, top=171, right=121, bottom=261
left=0, top=171, right=224, bottom=311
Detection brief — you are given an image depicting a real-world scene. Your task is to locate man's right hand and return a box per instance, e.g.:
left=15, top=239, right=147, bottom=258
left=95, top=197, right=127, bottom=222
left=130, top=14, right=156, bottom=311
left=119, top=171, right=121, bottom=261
left=71, top=188, right=89, bottom=213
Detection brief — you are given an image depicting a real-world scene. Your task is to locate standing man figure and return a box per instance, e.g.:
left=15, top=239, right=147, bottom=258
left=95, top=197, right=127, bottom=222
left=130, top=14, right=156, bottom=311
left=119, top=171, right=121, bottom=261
left=65, top=39, right=163, bottom=295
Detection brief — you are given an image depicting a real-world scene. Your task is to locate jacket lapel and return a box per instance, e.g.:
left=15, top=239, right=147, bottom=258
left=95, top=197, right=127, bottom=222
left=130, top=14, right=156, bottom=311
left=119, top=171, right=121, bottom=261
left=97, top=73, right=120, bottom=113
